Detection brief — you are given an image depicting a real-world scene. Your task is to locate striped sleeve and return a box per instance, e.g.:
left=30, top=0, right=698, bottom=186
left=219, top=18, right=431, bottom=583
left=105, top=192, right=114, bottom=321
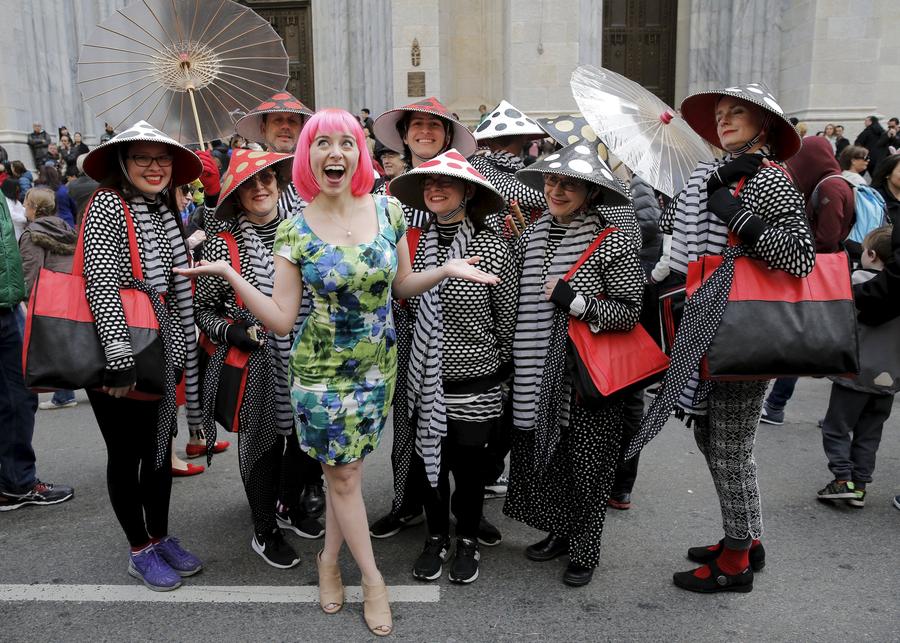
left=195, top=233, right=235, bottom=345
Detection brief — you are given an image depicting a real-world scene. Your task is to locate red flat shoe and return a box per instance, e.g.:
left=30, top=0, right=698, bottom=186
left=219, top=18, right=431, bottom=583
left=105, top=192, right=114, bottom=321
left=185, top=441, right=231, bottom=459
left=171, top=463, right=205, bottom=477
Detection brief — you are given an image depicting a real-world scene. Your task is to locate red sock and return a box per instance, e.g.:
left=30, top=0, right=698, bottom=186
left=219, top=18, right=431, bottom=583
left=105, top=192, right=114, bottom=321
left=150, top=537, right=162, bottom=545
left=130, top=541, right=152, bottom=554
left=717, top=547, right=749, bottom=575
left=751, top=539, right=761, bottom=549
left=692, top=565, right=712, bottom=579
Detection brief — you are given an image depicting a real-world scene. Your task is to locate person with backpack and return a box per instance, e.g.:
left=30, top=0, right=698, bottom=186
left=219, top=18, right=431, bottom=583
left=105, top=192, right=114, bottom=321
left=837, top=145, right=887, bottom=263
left=871, top=154, right=900, bottom=226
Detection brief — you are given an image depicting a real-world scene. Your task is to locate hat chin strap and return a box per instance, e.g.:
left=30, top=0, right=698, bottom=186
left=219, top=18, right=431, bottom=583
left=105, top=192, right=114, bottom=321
left=437, top=196, right=467, bottom=223
left=731, top=112, right=773, bottom=156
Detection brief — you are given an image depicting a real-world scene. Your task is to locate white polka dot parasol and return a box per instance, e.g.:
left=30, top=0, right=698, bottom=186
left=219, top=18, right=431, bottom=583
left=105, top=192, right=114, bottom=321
left=570, top=65, right=718, bottom=198
left=77, top=0, right=289, bottom=148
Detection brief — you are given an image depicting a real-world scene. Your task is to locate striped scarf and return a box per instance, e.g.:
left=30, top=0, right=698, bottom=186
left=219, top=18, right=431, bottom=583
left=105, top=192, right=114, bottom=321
left=407, top=217, right=476, bottom=487
left=129, top=196, right=200, bottom=466
left=511, top=210, right=600, bottom=431
left=666, top=159, right=729, bottom=276
left=237, top=215, right=296, bottom=435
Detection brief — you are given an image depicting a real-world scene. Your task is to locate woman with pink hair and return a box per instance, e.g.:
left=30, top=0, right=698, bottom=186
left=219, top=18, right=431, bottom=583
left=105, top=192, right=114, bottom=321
left=178, top=108, right=497, bottom=636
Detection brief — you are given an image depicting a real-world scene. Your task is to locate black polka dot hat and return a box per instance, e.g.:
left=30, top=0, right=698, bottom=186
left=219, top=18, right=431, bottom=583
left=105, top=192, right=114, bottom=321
left=473, top=100, right=545, bottom=141
left=516, top=138, right=628, bottom=207
left=388, top=148, right=505, bottom=217
left=82, top=120, right=202, bottom=185
left=373, top=97, right=477, bottom=158
left=680, top=82, right=801, bottom=161
left=536, top=113, right=611, bottom=161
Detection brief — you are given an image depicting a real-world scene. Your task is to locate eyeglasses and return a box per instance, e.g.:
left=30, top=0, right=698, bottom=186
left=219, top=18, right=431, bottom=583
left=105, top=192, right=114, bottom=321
left=240, top=169, right=277, bottom=188
left=128, top=154, right=174, bottom=167
left=543, top=174, right=583, bottom=192
left=856, top=156, right=870, bottom=162
left=421, top=176, right=458, bottom=190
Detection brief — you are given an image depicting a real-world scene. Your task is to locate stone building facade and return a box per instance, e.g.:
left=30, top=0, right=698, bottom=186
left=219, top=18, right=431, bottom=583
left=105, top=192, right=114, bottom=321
left=1, top=0, right=897, bottom=168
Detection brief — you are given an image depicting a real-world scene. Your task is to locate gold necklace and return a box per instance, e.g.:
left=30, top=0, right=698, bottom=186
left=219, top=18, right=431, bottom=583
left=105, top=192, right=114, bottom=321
left=330, top=213, right=354, bottom=237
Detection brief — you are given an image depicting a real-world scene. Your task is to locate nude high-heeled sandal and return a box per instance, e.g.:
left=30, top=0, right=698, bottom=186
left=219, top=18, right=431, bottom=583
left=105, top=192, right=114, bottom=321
left=316, top=550, right=343, bottom=614
left=362, top=579, right=393, bottom=636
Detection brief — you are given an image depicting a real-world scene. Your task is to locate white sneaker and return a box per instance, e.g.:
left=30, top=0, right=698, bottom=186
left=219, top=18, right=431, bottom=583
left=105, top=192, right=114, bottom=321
left=39, top=400, right=77, bottom=410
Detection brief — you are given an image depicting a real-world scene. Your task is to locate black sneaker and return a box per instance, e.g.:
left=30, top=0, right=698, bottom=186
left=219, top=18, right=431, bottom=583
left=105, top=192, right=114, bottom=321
left=759, top=403, right=784, bottom=425
left=0, top=480, right=74, bottom=512
left=817, top=479, right=857, bottom=501
left=412, top=535, right=451, bottom=581
left=252, top=529, right=300, bottom=569
left=477, top=516, right=502, bottom=547
left=370, top=510, right=425, bottom=538
left=276, top=508, right=325, bottom=539
left=484, top=475, right=508, bottom=500
left=448, top=538, right=480, bottom=584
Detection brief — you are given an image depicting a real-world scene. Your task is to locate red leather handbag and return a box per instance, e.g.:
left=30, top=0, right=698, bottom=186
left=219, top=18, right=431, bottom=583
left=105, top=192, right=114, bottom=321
left=565, top=228, right=670, bottom=404
left=197, top=232, right=251, bottom=433
left=686, top=250, right=859, bottom=380
left=685, top=171, right=859, bottom=380
left=22, top=189, right=165, bottom=398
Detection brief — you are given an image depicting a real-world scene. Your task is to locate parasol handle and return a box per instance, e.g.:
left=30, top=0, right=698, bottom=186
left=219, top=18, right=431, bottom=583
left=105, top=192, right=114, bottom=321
left=186, top=86, right=207, bottom=152
left=659, top=111, right=674, bottom=125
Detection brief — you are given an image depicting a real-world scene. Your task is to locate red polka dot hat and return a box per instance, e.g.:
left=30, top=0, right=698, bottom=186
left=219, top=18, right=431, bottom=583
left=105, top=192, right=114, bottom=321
left=388, top=149, right=504, bottom=217
left=234, top=91, right=314, bottom=145
left=373, top=97, right=477, bottom=158
left=214, top=148, right=293, bottom=220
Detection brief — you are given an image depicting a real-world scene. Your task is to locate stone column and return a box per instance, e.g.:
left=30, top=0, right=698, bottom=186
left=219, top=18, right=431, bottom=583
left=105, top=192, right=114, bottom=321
left=312, top=0, right=394, bottom=115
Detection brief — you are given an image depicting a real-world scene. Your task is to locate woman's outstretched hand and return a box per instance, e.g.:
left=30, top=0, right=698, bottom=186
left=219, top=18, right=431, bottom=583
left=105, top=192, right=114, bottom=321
left=173, top=259, right=231, bottom=279
left=444, top=257, right=500, bottom=285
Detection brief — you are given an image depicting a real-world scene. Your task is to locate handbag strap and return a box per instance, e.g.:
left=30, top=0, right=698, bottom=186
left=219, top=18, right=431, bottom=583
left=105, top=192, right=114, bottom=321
left=71, top=189, right=144, bottom=280
left=216, top=231, right=244, bottom=308
left=562, top=226, right=617, bottom=282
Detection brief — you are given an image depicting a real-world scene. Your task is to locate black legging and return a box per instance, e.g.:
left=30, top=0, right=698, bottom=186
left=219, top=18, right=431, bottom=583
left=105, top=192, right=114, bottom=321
left=278, top=430, right=324, bottom=514
left=418, top=418, right=491, bottom=539
left=87, top=390, right=172, bottom=548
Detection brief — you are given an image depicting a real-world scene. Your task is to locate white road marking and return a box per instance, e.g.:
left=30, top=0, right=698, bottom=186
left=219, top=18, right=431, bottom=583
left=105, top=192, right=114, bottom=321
left=0, top=584, right=439, bottom=603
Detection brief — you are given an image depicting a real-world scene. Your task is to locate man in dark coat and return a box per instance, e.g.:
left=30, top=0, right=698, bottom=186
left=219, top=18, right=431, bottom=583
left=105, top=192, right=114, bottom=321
left=26, top=122, right=51, bottom=168
left=854, top=116, right=886, bottom=171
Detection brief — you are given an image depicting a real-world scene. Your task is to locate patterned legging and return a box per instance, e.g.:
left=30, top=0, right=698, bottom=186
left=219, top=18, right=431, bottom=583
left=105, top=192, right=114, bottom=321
left=692, top=380, right=768, bottom=542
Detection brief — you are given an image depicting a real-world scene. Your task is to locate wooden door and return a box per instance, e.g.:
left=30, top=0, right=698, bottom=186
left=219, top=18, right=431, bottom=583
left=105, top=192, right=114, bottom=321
left=241, top=0, right=315, bottom=108
left=602, top=0, right=678, bottom=105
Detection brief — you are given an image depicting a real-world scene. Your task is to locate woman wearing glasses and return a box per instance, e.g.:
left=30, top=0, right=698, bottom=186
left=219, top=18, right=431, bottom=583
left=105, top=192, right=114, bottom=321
left=503, top=140, right=644, bottom=587
left=80, top=121, right=205, bottom=591
left=193, top=150, right=323, bottom=569
left=838, top=145, right=871, bottom=186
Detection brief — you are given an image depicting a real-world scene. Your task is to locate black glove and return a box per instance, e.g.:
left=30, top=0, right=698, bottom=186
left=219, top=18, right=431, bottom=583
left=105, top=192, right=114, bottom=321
left=550, top=279, right=578, bottom=311
left=225, top=320, right=263, bottom=352
left=707, top=155, right=764, bottom=194
left=706, top=187, right=744, bottom=225
left=707, top=187, right=767, bottom=244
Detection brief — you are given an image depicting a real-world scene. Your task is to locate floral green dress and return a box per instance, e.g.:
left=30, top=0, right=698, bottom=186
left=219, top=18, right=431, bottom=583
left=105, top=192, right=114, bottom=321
left=273, top=195, right=406, bottom=464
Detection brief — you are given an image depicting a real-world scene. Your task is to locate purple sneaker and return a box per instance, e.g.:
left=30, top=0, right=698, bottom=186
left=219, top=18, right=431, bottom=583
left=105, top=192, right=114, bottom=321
left=128, top=546, right=182, bottom=591
left=155, top=536, right=203, bottom=576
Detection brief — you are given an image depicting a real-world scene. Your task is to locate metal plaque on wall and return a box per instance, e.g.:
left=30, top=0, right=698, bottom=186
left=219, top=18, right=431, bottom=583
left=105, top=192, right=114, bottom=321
left=407, top=72, right=426, bottom=97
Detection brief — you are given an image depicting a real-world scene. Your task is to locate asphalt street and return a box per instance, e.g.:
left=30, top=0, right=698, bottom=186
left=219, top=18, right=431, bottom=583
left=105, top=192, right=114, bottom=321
left=1, top=377, right=898, bottom=642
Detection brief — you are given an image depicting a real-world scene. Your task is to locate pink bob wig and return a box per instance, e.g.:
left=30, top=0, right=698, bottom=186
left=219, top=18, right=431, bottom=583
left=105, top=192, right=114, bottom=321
left=292, top=108, right=374, bottom=202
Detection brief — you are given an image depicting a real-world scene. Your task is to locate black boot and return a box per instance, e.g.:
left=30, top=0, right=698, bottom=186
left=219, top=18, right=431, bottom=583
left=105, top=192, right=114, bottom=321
left=562, top=562, right=594, bottom=587
left=524, top=533, right=569, bottom=562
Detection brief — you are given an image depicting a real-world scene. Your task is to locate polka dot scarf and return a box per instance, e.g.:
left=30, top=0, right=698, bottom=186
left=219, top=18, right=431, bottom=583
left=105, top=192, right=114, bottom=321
left=625, top=243, right=744, bottom=460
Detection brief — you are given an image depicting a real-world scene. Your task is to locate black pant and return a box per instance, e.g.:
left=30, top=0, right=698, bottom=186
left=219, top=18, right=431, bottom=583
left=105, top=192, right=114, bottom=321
left=420, top=418, right=491, bottom=539
left=821, top=383, right=894, bottom=484
left=279, top=431, right=323, bottom=509
left=612, top=388, right=644, bottom=495
left=87, top=390, right=172, bottom=547
left=482, top=396, right=512, bottom=485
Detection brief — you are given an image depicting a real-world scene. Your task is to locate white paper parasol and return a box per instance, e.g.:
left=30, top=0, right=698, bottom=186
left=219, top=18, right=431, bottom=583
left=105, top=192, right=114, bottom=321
left=78, top=0, right=289, bottom=148
left=571, top=65, right=717, bottom=197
